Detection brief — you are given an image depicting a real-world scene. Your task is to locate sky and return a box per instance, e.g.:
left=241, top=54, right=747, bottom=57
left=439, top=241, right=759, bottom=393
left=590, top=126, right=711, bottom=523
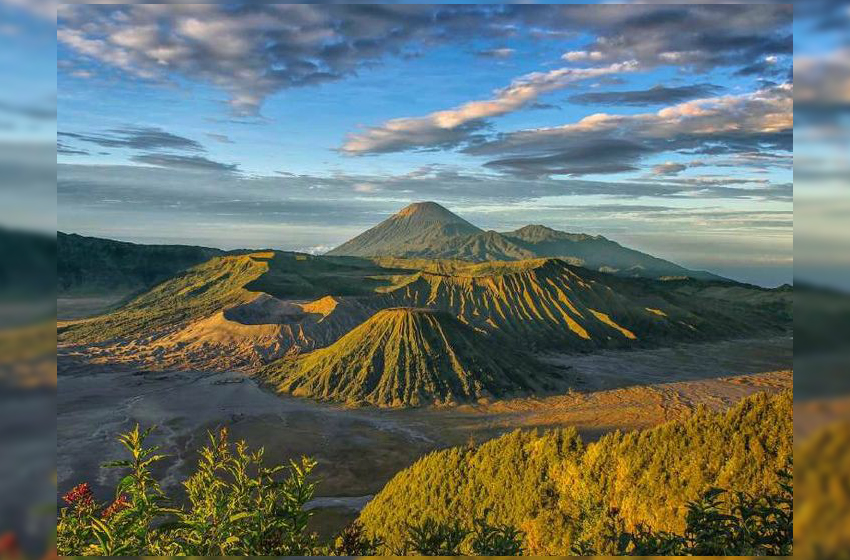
left=53, top=3, right=794, bottom=286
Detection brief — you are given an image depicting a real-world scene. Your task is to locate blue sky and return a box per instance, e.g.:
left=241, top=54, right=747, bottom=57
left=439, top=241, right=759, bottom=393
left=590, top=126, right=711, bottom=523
left=54, top=3, right=794, bottom=286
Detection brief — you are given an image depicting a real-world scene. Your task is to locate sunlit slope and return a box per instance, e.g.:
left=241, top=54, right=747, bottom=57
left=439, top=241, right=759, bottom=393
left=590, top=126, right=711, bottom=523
left=59, top=252, right=790, bottom=371
left=380, top=259, right=785, bottom=351
left=59, top=252, right=273, bottom=343
left=359, top=389, right=793, bottom=554
left=58, top=252, right=407, bottom=346
left=262, top=308, right=555, bottom=407
left=143, top=294, right=378, bottom=370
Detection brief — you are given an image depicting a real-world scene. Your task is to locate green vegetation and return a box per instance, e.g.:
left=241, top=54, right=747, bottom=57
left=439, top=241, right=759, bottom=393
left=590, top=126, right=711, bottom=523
left=58, top=424, right=319, bottom=556
left=57, top=392, right=792, bottom=556
left=56, top=426, right=526, bottom=556
left=572, top=473, right=792, bottom=555
left=263, top=307, right=555, bottom=407
left=381, top=259, right=788, bottom=353
left=59, top=253, right=272, bottom=343
left=358, top=390, right=792, bottom=554
left=57, top=251, right=417, bottom=345
left=59, top=242, right=790, bottom=400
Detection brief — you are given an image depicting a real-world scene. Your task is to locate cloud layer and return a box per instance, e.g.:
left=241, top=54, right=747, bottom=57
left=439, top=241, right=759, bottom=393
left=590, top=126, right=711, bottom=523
left=467, top=84, right=792, bottom=178
left=58, top=4, right=791, bottom=115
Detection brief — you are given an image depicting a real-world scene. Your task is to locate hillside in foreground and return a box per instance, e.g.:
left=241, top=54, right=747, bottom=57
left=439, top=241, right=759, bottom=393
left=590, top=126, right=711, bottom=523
left=358, top=389, right=792, bottom=554
left=262, top=307, right=558, bottom=407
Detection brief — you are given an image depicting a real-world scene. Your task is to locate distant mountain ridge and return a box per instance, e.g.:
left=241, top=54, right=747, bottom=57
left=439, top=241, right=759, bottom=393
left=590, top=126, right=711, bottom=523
left=58, top=232, right=227, bottom=295
left=326, top=202, right=725, bottom=282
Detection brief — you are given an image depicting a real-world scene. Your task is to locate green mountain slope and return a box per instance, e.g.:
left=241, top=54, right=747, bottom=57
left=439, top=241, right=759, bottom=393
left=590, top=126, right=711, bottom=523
left=262, top=307, right=555, bottom=407
left=359, top=389, right=792, bottom=554
left=59, top=252, right=273, bottom=343
left=326, top=202, right=727, bottom=281
left=58, top=232, right=226, bottom=296
left=58, top=252, right=405, bottom=346
left=60, top=250, right=790, bottom=375
left=381, top=259, right=785, bottom=352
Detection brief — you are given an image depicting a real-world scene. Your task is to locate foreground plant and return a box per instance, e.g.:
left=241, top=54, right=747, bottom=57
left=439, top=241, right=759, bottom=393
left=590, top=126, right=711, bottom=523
left=57, top=425, right=176, bottom=555
left=57, top=425, right=317, bottom=556
left=58, top=425, right=792, bottom=556
left=397, top=514, right=524, bottom=556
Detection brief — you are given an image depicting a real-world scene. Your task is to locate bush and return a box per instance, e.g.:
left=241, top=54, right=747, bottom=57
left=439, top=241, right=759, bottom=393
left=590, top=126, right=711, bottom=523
left=57, top=420, right=791, bottom=556
left=57, top=425, right=317, bottom=556
left=398, top=515, right=524, bottom=556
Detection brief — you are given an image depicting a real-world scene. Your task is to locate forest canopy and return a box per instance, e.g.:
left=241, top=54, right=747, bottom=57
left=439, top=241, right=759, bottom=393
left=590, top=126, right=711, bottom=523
left=359, top=390, right=793, bottom=554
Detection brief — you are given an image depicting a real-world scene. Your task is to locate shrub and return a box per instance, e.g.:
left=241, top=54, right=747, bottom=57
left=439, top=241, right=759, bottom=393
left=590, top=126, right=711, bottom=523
left=57, top=425, right=317, bottom=556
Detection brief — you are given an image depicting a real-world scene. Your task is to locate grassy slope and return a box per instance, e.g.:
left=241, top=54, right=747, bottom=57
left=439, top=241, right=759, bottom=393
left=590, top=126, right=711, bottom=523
left=359, top=389, right=793, bottom=554
left=382, top=259, right=788, bottom=352
left=57, top=252, right=421, bottom=344
left=61, top=253, right=790, bottom=356
left=59, top=253, right=272, bottom=343
left=263, top=308, right=554, bottom=407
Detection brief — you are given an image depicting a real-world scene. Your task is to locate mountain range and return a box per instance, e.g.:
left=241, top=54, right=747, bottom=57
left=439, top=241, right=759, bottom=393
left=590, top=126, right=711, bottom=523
left=327, top=202, right=725, bottom=282
left=57, top=202, right=791, bottom=407
left=59, top=250, right=790, bottom=406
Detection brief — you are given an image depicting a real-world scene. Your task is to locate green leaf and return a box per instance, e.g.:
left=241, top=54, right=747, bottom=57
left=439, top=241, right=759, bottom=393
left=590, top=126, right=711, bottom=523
left=229, top=512, right=252, bottom=523
left=102, top=459, right=133, bottom=469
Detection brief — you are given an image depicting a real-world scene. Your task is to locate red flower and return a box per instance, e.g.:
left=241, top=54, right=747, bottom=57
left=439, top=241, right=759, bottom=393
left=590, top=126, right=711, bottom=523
left=101, top=494, right=130, bottom=520
left=0, top=532, right=20, bottom=557
left=62, top=483, right=94, bottom=509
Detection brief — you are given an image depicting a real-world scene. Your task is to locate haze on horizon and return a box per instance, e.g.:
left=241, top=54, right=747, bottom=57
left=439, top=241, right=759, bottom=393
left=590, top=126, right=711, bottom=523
left=56, top=4, right=792, bottom=287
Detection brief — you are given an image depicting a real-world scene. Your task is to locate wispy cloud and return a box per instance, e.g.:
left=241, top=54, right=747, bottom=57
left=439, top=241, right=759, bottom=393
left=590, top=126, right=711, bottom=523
left=569, top=83, right=724, bottom=106
left=59, top=126, right=204, bottom=152
left=341, top=61, right=640, bottom=155
left=130, top=153, right=240, bottom=174
left=466, top=84, right=792, bottom=178
left=475, top=48, right=515, bottom=59
left=205, top=133, right=234, bottom=144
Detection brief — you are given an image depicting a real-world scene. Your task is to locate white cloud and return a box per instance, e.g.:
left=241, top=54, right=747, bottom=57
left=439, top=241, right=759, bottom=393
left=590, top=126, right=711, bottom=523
left=341, top=60, right=640, bottom=155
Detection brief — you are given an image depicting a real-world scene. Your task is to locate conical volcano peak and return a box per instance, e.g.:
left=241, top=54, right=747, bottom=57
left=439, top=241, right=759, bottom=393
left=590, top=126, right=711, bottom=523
left=326, top=202, right=726, bottom=281
left=325, top=201, right=482, bottom=258
left=263, top=305, right=549, bottom=407
left=395, top=201, right=470, bottom=224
